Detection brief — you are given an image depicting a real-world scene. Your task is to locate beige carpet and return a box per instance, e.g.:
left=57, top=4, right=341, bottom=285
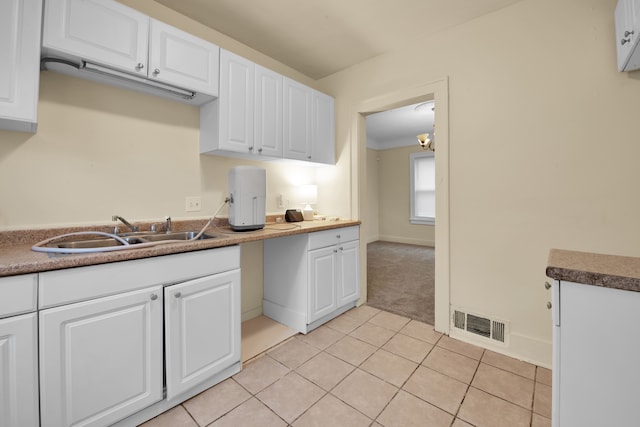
left=366, top=241, right=435, bottom=325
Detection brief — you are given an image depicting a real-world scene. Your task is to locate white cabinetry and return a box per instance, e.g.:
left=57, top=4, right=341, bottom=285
left=165, top=270, right=240, bottom=400
left=0, top=0, right=42, bottom=133
left=552, top=280, right=640, bottom=426
left=201, top=50, right=333, bottom=164
left=615, top=0, right=640, bottom=71
left=0, top=274, right=39, bottom=427
left=201, top=49, right=283, bottom=159
left=39, top=287, right=164, bottom=427
left=42, top=0, right=219, bottom=104
left=38, top=247, right=241, bottom=427
left=264, top=226, right=359, bottom=333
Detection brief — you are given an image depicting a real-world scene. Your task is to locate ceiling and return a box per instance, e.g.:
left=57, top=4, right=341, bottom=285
left=366, top=101, right=435, bottom=150
left=154, top=0, right=524, bottom=80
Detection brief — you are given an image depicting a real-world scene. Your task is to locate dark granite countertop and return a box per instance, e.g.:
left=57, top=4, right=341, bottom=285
left=546, top=249, right=640, bottom=292
left=0, top=217, right=360, bottom=277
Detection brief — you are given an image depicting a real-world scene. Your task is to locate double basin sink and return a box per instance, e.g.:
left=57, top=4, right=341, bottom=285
left=45, top=230, right=218, bottom=249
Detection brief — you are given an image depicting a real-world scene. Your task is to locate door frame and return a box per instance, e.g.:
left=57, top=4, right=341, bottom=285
left=352, top=77, right=450, bottom=334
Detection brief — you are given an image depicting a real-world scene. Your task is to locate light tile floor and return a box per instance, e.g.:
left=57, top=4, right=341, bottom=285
left=140, top=306, right=552, bottom=427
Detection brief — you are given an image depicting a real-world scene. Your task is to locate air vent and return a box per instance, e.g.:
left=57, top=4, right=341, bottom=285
left=452, top=309, right=508, bottom=344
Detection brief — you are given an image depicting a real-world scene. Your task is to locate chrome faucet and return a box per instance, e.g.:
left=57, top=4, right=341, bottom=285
left=112, top=215, right=139, bottom=233
left=165, top=216, right=172, bottom=233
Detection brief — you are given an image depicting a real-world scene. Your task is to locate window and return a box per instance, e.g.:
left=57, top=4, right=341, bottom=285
left=410, top=151, right=435, bottom=225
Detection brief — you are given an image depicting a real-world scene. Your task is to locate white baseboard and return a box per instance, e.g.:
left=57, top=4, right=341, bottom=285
left=377, top=234, right=435, bottom=247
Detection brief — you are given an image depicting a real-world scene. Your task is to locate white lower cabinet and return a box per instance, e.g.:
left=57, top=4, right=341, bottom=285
left=38, top=246, right=242, bottom=427
left=39, top=286, right=164, bottom=427
left=552, top=280, right=640, bottom=426
left=264, top=226, right=360, bottom=333
left=165, top=270, right=240, bottom=400
left=0, top=313, right=39, bottom=427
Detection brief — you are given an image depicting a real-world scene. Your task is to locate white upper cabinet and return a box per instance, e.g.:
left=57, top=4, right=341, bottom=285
left=42, top=0, right=149, bottom=76
left=42, top=0, right=219, bottom=104
left=0, top=0, right=42, bottom=133
left=311, top=90, right=336, bottom=165
left=283, top=78, right=313, bottom=161
left=615, top=0, right=640, bottom=71
left=254, top=64, right=283, bottom=157
left=149, top=19, right=219, bottom=96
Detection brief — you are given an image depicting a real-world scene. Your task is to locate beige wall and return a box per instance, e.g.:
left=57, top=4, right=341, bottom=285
left=365, top=148, right=380, bottom=242
left=371, top=145, right=435, bottom=246
left=321, top=0, right=640, bottom=366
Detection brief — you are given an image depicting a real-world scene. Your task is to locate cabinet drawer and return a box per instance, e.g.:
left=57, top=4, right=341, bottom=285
left=0, top=274, right=37, bottom=318
left=309, top=226, right=359, bottom=250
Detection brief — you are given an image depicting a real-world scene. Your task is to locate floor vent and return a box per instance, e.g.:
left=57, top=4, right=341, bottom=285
left=452, top=309, right=508, bottom=344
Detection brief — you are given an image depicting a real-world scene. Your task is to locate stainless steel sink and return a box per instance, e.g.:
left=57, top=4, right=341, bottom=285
left=45, top=231, right=217, bottom=249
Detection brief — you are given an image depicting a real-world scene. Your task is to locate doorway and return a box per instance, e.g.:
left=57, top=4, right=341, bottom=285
left=353, top=78, right=450, bottom=334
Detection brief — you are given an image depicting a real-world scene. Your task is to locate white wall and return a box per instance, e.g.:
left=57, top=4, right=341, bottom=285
left=320, top=0, right=640, bottom=366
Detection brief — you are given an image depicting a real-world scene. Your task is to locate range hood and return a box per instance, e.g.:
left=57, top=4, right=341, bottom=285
left=41, top=58, right=215, bottom=106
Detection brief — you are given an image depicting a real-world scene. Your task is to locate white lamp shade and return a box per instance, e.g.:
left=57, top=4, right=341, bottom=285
left=299, top=184, right=317, bottom=220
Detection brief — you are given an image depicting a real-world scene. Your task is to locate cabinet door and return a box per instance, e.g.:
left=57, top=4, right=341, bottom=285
left=148, top=19, right=219, bottom=96
left=283, top=78, right=312, bottom=161
left=165, top=270, right=241, bottom=400
left=43, top=0, right=148, bottom=76
left=557, top=281, right=640, bottom=426
left=311, top=90, right=335, bottom=164
left=218, top=49, right=255, bottom=153
left=255, top=64, right=283, bottom=157
left=40, top=287, right=163, bottom=427
left=0, top=0, right=41, bottom=132
left=308, top=247, right=338, bottom=323
left=337, top=240, right=360, bottom=306
left=0, top=313, right=39, bottom=427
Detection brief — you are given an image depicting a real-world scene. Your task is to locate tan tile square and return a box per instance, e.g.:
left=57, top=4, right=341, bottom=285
left=368, top=310, right=411, bottom=332
left=382, top=333, right=433, bottom=363
left=139, top=405, right=198, bottom=427
left=399, top=320, right=443, bottom=344
left=183, top=378, right=251, bottom=426
left=481, top=350, right=536, bottom=380
left=344, top=305, right=381, bottom=323
left=423, top=346, right=479, bottom=384
left=360, top=349, right=417, bottom=387
left=325, top=313, right=366, bottom=334
left=257, top=372, right=325, bottom=424
left=268, top=337, right=321, bottom=369
left=210, top=397, right=287, bottom=427
left=403, top=366, right=467, bottom=415
left=377, top=390, right=454, bottom=427
left=297, top=325, right=345, bottom=350
left=533, top=382, right=552, bottom=418
left=532, top=413, right=551, bottom=427
left=349, top=322, right=396, bottom=347
left=536, top=366, right=552, bottom=386
left=452, top=419, right=474, bottom=427
left=325, top=335, right=377, bottom=366
left=292, top=394, right=371, bottom=427
left=234, top=355, right=290, bottom=394
left=296, top=352, right=354, bottom=390
left=331, top=369, right=397, bottom=419
left=471, top=363, right=534, bottom=409
left=437, top=335, right=484, bottom=360
left=458, top=387, right=531, bottom=427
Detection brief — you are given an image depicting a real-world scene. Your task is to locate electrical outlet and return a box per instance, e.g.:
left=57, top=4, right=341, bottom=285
left=185, top=196, right=201, bottom=212
left=277, top=194, right=285, bottom=209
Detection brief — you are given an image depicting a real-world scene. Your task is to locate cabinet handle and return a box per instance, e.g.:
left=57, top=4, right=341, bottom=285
left=307, top=155, right=312, bottom=160
left=136, top=62, right=144, bottom=70
left=544, top=281, right=551, bottom=290
left=258, top=148, right=263, bottom=153
left=546, top=301, right=552, bottom=309
left=150, top=293, right=158, bottom=301
left=153, top=68, right=160, bottom=75
left=174, top=292, right=182, bottom=298
left=333, top=249, right=338, bottom=253
left=625, top=30, right=635, bottom=37
left=336, top=234, right=341, bottom=239
left=622, top=37, right=632, bottom=45
left=248, top=146, right=254, bottom=152
left=339, top=247, right=344, bottom=251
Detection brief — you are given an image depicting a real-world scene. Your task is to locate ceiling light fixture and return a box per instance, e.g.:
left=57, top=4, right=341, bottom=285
left=414, top=101, right=434, bottom=113
left=417, top=133, right=434, bottom=151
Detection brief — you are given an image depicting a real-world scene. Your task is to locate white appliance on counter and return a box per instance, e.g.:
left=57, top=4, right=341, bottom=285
left=228, top=166, right=266, bottom=231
